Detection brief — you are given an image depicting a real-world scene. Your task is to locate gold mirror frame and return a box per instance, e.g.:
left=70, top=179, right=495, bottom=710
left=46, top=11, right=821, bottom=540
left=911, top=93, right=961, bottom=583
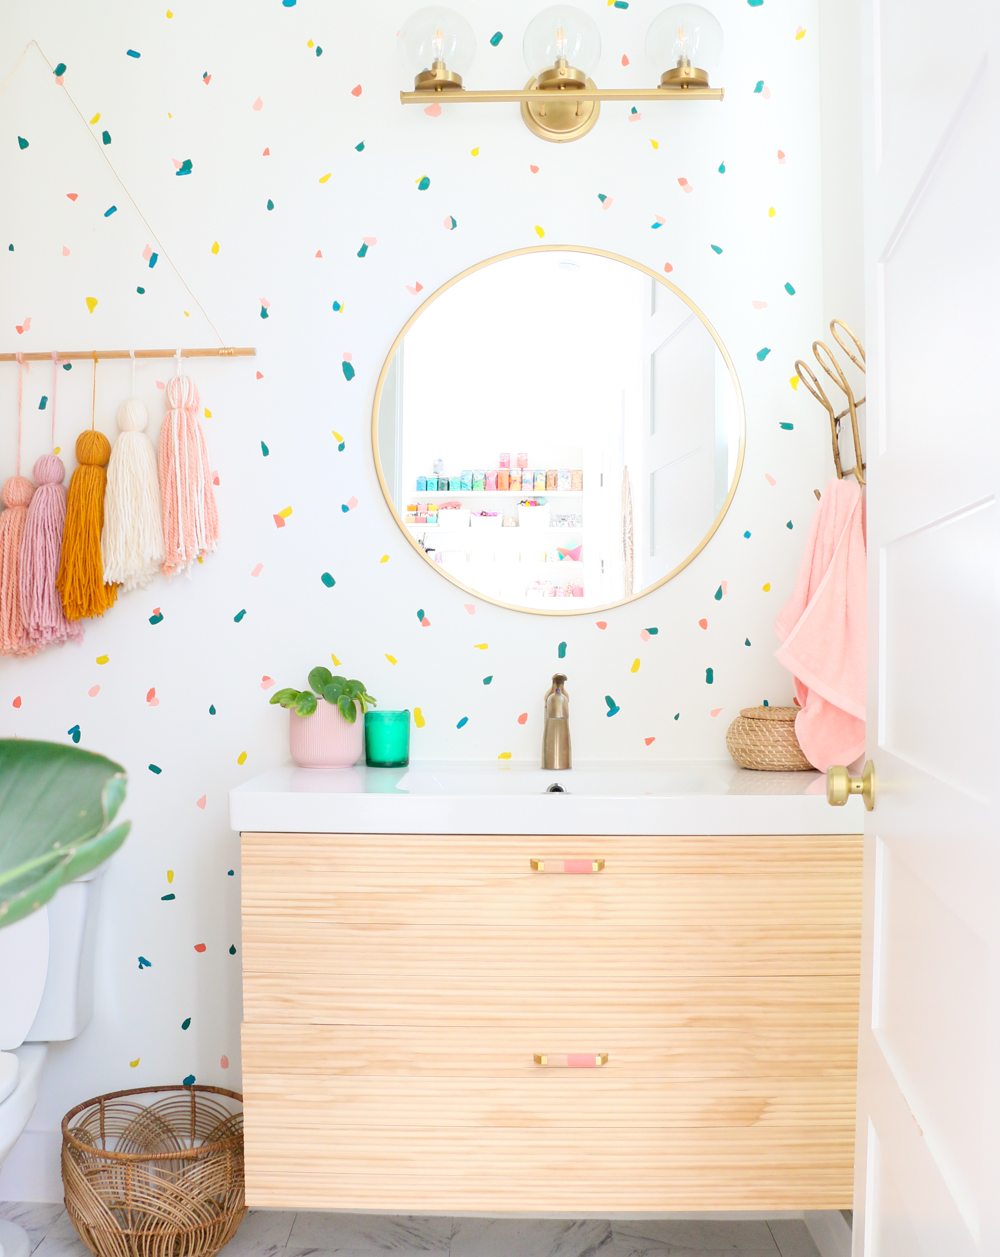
left=370, top=244, right=747, bottom=617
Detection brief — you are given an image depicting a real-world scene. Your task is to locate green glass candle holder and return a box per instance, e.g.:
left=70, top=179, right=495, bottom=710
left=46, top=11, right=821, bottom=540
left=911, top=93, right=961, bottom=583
left=365, top=710, right=410, bottom=767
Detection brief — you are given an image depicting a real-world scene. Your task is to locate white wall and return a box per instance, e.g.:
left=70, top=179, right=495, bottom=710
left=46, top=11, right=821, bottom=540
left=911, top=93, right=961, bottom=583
left=0, top=0, right=830, bottom=1200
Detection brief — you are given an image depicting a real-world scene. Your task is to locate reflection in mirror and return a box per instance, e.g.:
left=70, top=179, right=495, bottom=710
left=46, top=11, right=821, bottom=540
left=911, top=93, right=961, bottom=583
left=375, top=249, right=744, bottom=613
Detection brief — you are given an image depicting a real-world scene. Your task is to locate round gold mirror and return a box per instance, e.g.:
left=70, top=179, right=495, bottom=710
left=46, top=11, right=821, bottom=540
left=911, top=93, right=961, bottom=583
left=372, top=245, right=745, bottom=615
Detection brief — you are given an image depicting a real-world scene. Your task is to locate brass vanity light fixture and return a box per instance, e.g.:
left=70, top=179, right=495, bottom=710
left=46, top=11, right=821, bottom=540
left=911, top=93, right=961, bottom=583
left=398, top=3, right=725, bottom=144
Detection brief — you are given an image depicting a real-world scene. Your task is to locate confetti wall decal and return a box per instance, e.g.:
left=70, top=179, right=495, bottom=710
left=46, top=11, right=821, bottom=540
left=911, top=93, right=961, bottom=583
left=490, top=31, right=503, bottom=46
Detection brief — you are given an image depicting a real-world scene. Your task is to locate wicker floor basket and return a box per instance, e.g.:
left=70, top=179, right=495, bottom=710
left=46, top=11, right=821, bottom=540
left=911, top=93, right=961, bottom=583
left=61, top=1086, right=246, bottom=1257
left=725, top=705, right=814, bottom=771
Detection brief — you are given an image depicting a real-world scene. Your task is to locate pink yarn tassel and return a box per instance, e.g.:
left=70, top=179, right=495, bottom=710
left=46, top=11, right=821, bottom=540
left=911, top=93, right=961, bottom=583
left=21, top=455, right=83, bottom=649
left=0, top=476, right=37, bottom=656
left=159, top=374, right=218, bottom=578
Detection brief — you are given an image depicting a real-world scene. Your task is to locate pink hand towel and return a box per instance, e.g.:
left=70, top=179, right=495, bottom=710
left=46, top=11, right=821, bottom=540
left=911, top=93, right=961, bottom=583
left=774, top=476, right=866, bottom=771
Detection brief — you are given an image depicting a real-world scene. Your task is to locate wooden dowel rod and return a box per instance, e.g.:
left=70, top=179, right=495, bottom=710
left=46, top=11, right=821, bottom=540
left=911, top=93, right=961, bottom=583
left=0, top=348, right=256, bottom=362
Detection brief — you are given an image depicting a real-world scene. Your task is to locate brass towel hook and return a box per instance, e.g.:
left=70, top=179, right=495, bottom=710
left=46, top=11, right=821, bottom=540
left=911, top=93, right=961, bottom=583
left=794, top=320, right=867, bottom=487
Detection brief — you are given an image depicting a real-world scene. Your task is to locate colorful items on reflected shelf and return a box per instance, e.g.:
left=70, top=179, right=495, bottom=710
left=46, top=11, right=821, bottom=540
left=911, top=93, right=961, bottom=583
left=414, top=454, right=581, bottom=495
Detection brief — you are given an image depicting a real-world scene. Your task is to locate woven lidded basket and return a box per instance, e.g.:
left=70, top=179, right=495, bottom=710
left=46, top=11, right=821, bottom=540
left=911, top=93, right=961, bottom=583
left=62, top=1086, right=246, bottom=1257
left=725, top=705, right=814, bottom=772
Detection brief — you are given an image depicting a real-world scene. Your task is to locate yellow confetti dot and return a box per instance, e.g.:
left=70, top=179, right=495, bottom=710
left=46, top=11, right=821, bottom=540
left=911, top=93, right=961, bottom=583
left=498, top=751, right=512, bottom=759
left=166, top=9, right=173, bottom=16
left=332, top=429, right=344, bottom=441
left=85, top=297, right=98, bottom=314
left=416, top=174, right=429, bottom=186
left=414, top=707, right=426, bottom=728
left=96, top=655, right=109, bottom=664
left=380, top=555, right=389, bottom=563
left=184, top=310, right=190, bottom=317
left=307, top=39, right=314, bottom=47
left=631, top=658, right=641, bottom=673
left=768, top=206, right=776, bottom=217
left=534, top=225, right=545, bottom=238
left=473, top=643, right=488, bottom=650
left=762, top=583, right=771, bottom=592
left=130, top=1058, right=140, bottom=1067
left=650, top=139, right=659, bottom=149
left=795, top=27, right=806, bottom=39
left=331, top=653, right=341, bottom=666
left=211, top=241, right=219, bottom=255
left=319, top=173, right=332, bottom=183
left=54, top=446, right=61, bottom=454
left=167, top=112, right=173, bottom=118
left=237, top=751, right=247, bottom=765
left=90, top=112, right=101, bottom=125
left=204, top=408, right=212, bottom=418
left=385, top=654, right=397, bottom=665
left=278, top=506, right=293, bottom=518
left=789, top=376, right=799, bottom=391
left=470, top=147, right=479, bottom=156
left=196, top=555, right=203, bottom=563
left=167, top=870, right=174, bottom=883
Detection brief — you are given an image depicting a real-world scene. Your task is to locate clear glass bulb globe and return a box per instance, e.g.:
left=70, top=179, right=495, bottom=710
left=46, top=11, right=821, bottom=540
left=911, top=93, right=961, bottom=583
left=398, top=7, right=477, bottom=79
left=523, top=5, right=602, bottom=78
left=645, top=4, right=724, bottom=75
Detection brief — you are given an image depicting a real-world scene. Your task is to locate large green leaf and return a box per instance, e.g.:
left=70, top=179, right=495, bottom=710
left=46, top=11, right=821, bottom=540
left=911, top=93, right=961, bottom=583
left=0, top=740, right=131, bottom=929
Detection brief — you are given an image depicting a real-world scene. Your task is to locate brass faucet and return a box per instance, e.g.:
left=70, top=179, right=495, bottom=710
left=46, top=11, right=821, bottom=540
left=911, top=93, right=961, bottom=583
left=542, top=674, right=571, bottom=771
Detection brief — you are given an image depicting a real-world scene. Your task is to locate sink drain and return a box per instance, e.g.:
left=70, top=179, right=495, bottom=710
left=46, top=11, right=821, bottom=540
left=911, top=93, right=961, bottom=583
left=546, top=782, right=568, bottom=793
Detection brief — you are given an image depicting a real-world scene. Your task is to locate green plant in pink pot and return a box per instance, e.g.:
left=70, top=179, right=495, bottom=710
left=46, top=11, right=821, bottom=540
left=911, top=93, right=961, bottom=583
left=270, top=667, right=377, bottom=768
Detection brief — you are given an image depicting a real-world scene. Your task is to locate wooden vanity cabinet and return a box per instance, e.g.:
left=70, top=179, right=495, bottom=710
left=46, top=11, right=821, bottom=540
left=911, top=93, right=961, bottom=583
left=240, top=831, right=862, bottom=1212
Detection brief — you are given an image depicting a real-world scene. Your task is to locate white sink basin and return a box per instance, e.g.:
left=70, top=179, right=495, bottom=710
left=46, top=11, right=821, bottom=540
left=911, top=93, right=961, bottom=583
left=230, top=760, right=862, bottom=836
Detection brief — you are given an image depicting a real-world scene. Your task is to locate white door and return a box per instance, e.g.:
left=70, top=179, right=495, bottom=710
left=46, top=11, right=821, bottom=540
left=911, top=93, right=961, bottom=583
left=854, top=0, right=1000, bottom=1252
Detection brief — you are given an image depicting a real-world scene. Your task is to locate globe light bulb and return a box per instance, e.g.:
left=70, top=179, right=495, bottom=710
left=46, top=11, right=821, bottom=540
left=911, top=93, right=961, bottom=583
left=645, top=4, right=724, bottom=88
left=523, top=6, right=602, bottom=80
left=399, top=7, right=476, bottom=89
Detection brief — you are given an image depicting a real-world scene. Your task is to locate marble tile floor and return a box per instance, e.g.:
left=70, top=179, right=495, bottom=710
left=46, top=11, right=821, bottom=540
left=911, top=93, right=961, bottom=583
left=0, top=1204, right=823, bottom=1257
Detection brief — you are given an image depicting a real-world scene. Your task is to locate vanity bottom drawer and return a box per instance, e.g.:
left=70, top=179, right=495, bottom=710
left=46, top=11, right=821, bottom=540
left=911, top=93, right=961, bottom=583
left=241, top=1023, right=856, bottom=1212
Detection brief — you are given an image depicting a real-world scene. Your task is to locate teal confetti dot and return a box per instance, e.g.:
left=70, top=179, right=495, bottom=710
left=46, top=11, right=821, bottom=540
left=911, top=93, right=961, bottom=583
left=748, top=0, right=763, bottom=6
left=282, top=0, right=296, bottom=6
left=780, top=422, right=794, bottom=430
left=209, top=704, right=216, bottom=715
left=718, top=161, right=726, bottom=173
left=321, top=572, right=335, bottom=587
left=332, top=300, right=343, bottom=312
left=745, top=638, right=751, bottom=646
left=104, top=205, right=117, bottom=217
left=786, top=520, right=794, bottom=529
left=631, top=106, right=638, bottom=114
left=357, top=242, right=368, bottom=257
left=341, top=503, right=349, bottom=513
left=8, top=244, right=13, bottom=251
left=53, top=63, right=66, bottom=76
left=355, top=141, right=365, bottom=151
left=417, top=176, right=430, bottom=190
left=234, top=608, right=246, bottom=622
left=711, top=244, right=723, bottom=254
left=598, top=193, right=608, bottom=204
left=445, top=216, right=457, bottom=230
left=260, top=305, right=268, bottom=319
left=182, top=1074, right=195, bottom=1086
left=674, top=713, right=680, bottom=720
left=754, top=80, right=764, bottom=94
left=229, top=943, right=237, bottom=954
left=558, top=641, right=567, bottom=658
left=605, top=695, right=620, bottom=717
left=63, top=362, right=71, bottom=369
left=483, top=676, right=493, bottom=685
left=148, top=252, right=158, bottom=267
left=416, top=608, right=425, bottom=623
left=651, top=221, right=663, bottom=229
left=342, top=360, right=355, bottom=381
left=744, top=530, right=751, bottom=538
left=338, top=442, right=345, bottom=452
left=784, top=282, right=796, bottom=295
left=181, top=1018, right=191, bottom=1030
left=490, top=31, right=503, bottom=46
left=38, top=396, right=48, bottom=410
left=148, top=610, right=163, bottom=623
left=161, top=893, right=175, bottom=900
left=261, top=441, right=269, bottom=456
left=456, top=716, right=468, bottom=729
left=266, top=198, right=274, bottom=210
left=175, top=159, right=192, bottom=176
left=706, top=667, right=714, bottom=684
left=645, top=627, right=659, bottom=635
left=757, top=347, right=771, bottom=361
left=228, top=869, right=234, bottom=875
left=613, top=1, right=628, bottom=7
left=17, top=136, right=29, bottom=150
left=136, top=287, right=145, bottom=294
left=315, top=46, right=323, bottom=56
left=138, top=956, right=151, bottom=968
left=714, top=586, right=723, bottom=601
left=102, top=130, right=111, bottom=144
left=149, top=763, right=162, bottom=774
left=763, top=699, right=770, bottom=706
left=126, top=48, right=140, bottom=57
left=67, top=724, right=81, bottom=743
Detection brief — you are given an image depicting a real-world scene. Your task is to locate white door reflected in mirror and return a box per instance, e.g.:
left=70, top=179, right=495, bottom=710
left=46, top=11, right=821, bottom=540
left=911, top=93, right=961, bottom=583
left=373, top=246, right=745, bottom=614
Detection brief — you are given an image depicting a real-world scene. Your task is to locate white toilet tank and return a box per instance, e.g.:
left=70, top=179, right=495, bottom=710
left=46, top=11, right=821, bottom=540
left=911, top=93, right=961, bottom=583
left=26, top=867, right=106, bottom=1043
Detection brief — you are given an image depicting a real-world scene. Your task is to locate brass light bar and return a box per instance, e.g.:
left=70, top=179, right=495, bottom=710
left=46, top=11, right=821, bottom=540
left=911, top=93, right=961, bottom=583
left=401, top=86, right=724, bottom=103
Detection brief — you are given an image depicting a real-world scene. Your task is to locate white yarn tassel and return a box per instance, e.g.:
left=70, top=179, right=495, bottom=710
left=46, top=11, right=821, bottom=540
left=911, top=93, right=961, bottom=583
left=101, top=398, right=165, bottom=591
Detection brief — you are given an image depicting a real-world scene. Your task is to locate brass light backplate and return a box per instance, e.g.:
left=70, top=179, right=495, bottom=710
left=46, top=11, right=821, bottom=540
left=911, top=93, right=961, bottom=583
left=660, top=64, right=711, bottom=88
left=520, top=75, right=600, bottom=143
left=414, top=63, right=465, bottom=91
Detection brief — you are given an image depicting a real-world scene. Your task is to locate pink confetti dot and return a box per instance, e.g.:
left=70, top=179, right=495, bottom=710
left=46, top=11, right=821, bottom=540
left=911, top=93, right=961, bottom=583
left=62, top=245, right=70, bottom=256
left=12, top=696, right=21, bottom=708
left=621, top=54, right=629, bottom=66
left=596, top=621, right=607, bottom=630
left=529, top=164, right=539, bottom=174
left=155, top=380, right=165, bottom=389
left=663, top=262, right=674, bottom=273
left=362, top=236, right=377, bottom=246
left=644, top=736, right=655, bottom=745
left=220, top=1055, right=229, bottom=1069
left=762, top=85, right=772, bottom=99
left=710, top=707, right=724, bottom=717
left=251, top=563, right=264, bottom=577
left=424, top=102, right=442, bottom=117
left=196, top=795, right=207, bottom=809
left=640, top=629, right=650, bottom=642
left=88, top=685, right=100, bottom=697
left=517, top=712, right=528, bottom=725
left=194, top=943, right=206, bottom=953
left=66, top=192, right=78, bottom=201
left=677, top=177, right=693, bottom=193
left=252, top=96, right=263, bottom=111
left=777, top=149, right=786, bottom=164
left=765, top=473, right=777, bottom=486
left=346, top=495, right=359, bottom=509
left=698, top=618, right=708, bottom=629
left=261, top=675, right=275, bottom=689
left=262, top=147, right=270, bottom=156
left=146, top=687, right=159, bottom=706
left=256, top=370, right=263, bottom=379
left=142, top=244, right=153, bottom=260
left=351, top=84, right=362, bottom=97
left=721, top=581, right=728, bottom=595
left=464, top=604, right=476, bottom=614
left=421, top=616, right=430, bottom=627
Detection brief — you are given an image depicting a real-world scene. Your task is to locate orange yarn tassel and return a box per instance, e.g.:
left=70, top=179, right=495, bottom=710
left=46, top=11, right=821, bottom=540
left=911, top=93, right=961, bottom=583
left=57, top=430, right=118, bottom=620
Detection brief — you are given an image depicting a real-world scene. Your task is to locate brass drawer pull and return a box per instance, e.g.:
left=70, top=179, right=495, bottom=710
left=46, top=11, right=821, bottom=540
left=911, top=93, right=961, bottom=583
left=534, top=1053, right=609, bottom=1068
left=530, top=858, right=605, bottom=874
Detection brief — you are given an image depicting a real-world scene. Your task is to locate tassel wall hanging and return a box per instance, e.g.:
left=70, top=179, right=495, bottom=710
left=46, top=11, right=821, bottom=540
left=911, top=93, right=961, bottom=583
left=57, top=355, right=118, bottom=620
left=102, top=354, right=164, bottom=591
left=22, top=355, right=83, bottom=648
left=0, top=356, right=36, bottom=656
left=160, top=363, right=218, bottom=578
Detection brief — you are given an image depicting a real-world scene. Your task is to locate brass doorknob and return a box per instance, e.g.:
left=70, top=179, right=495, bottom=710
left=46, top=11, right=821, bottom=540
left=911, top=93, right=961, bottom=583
left=827, top=760, right=875, bottom=811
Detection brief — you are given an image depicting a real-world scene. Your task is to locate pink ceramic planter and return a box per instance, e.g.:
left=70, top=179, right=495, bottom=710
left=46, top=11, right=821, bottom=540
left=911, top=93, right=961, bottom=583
left=289, top=700, right=364, bottom=768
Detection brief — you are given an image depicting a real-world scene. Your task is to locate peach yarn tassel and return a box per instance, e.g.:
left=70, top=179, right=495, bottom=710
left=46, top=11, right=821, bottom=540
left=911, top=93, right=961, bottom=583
left=159, top=372, right=218, bottom=578
left=0, top=358, right=36, bottom=656
left=57, top=430, right=118, bottom=620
